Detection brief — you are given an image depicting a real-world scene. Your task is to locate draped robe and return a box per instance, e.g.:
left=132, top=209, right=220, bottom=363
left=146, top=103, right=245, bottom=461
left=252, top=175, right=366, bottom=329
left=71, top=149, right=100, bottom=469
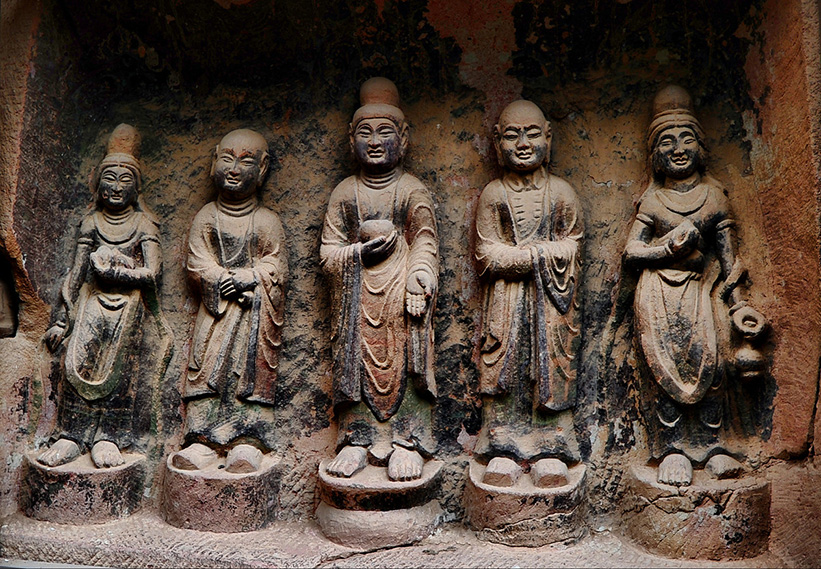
left=56, top=208, right=169, bottom=449
left=183, top=197, right=286, bottom=449
left=474, top=167, right=583, bottom=462
left=320, top=171, right=438, bottom=452
left=631, top=178, right=737, bottom=462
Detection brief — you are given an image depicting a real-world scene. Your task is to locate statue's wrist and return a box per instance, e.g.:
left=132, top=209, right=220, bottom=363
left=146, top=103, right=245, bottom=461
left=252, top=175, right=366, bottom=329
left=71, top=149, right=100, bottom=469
left=729, top=300, right=748, bottom=315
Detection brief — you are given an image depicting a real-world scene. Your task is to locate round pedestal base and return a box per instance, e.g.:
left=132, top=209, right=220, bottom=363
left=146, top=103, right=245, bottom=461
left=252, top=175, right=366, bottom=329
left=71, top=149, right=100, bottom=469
left=21, top=451, right=145, bottom=524
left=623, top=464, right=771, bottom=560
left=316, top=460, right=443, bottom=548
left=161, top=452, right=282, bottom=533
left=463, top=459, right=587, bottom=547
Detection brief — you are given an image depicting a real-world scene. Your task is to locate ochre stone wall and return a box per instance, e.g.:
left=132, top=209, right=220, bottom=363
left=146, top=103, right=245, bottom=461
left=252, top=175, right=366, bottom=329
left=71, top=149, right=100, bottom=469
left=1, top=0, right=820, bottom=533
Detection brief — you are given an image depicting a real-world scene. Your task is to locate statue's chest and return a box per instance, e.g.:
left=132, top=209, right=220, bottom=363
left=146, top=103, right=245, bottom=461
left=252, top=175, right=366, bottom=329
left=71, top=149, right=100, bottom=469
left=508, top=189, right=545, bottom=241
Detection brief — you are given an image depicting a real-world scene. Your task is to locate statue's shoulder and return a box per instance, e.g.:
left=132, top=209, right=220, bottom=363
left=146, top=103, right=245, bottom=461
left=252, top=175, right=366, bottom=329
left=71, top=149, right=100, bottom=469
left=328, top=175, right=358, bottom=201
left=548, top=174, right=579, bottom=200
left=254, top=203, right=283, bottom=224
left=135, top=209, right=161, bottom=236
left=479, top=178, right=505, bottom=201
left=191, top=200, right=218, bottom=223
left=78, top=211, right=97, bottom=235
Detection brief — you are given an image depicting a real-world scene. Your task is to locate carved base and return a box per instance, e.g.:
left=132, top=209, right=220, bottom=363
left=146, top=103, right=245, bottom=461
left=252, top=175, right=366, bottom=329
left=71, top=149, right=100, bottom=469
left=622, top=464, right=771, bottom=560
left=21, top=451, right=145, bottom=524
left=463, top=459, right=587, bottom=547
left=316, top=460, right=443, bottom=548
left=161, top=452, right=282, bottom=533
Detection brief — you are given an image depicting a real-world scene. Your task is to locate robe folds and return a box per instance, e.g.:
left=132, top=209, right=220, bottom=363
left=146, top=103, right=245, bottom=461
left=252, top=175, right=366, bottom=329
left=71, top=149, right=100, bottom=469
left=632, top=178, right=738, bottom=462
left=320, top=172, right=438, bottom=430
left=473, top=168, right=582, bottom=462
left=57, top=209, right=170, bottom=449
left=183, top=197, right=286, bottom=449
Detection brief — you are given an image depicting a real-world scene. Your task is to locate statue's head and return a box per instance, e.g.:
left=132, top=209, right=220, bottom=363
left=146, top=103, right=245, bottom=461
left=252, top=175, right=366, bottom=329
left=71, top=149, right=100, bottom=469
left=349, top=77, right=409, bottom=174
left=211, top=129, right=270, bottom=201
left=494, top=100, right=551, bottom=173
left=96, top=124, right=142, bottom=212
left=648, top=85, right=707, bottom=181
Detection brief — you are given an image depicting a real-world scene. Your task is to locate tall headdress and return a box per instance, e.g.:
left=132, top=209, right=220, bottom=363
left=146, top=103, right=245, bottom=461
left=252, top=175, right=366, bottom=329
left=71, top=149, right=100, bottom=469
left=351, top=77, right=405, bottom=127
left=647, top=85, right=705, bottom=152
left=95, top=123, right=142, bottom=190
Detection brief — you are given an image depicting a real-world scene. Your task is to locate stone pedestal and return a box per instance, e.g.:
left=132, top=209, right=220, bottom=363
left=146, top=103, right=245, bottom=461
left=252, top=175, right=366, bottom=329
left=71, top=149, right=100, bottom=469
left=316, top=460, right=443, bottom=548
left=622, top=465, right=771, bottom=560
left=463, top=459, right=587, bottom=547
left=161, top=452, right=282, bottom=533
left=21, top=451, right=146, bottom=524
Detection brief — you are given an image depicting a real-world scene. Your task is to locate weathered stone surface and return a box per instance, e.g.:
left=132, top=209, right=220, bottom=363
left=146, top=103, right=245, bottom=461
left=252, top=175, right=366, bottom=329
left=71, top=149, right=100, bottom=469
left=316, top=501, right=442, bottom=550
left=622, top=465, right=771, bottom=560
left=21, top=451, right=145, bottom=524
left=464, top=459, right=586, bottom=547
left=161, top=452, right=282, bottom=533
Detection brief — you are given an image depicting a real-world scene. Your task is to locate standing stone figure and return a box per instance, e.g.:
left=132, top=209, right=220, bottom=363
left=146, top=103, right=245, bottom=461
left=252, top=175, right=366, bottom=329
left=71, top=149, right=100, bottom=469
left=625, top=86, right=767, bottom=486
left=320, top=77, right=439, bottom=482
left=473, top=100, right=583, bottom=487
left=40, top=124, right=171, bottom=469
left=173, top=129, right=287, bottom=474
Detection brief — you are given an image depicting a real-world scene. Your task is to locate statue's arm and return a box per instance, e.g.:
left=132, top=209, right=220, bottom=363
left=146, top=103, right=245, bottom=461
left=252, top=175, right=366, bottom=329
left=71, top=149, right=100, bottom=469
left=186, top=210, right=230, bottom=314
left=716, top=224, right=742, bottom=306
left=45, top=220, right=92, bottom=350
left=319, top=189, right=358, bottom=275
left=406, top=191, right=439, bottom=287
left=624, top=217, right=674, bottom=266
left=252, top=212, right=288, bottom=289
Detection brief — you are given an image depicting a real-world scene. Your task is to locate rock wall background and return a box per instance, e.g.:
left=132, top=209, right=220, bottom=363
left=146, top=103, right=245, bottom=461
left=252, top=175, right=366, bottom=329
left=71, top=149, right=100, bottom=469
left=2, top=0, right=820, bottom=528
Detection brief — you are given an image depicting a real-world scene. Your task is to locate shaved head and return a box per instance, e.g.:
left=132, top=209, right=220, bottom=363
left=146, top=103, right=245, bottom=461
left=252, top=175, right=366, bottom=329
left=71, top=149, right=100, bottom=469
left=498, top=100, right=547, bottom=130
left=217, top=129, right=269, bottom=156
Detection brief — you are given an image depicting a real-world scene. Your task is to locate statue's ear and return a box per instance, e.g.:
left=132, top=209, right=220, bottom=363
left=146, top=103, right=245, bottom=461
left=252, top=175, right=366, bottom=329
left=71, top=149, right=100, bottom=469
left=348, top=123, right=355, bottom=156
left=210, top=144, right=219, bottom=178
left=399, top=122, right=410, bottom=159
left=492, top=124, right=504, bottom=166
left=544, top=121, right=553, bottom=162
left=257, top=151, right=270, bottom=185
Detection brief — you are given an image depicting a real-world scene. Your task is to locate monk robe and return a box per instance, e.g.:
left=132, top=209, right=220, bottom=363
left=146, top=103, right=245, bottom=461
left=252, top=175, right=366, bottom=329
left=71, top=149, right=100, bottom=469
left=183, top=195, right=286, bottom=450
left=320, top=171, right=438, bottom=455
left=474, top=166, right=583, bottom=462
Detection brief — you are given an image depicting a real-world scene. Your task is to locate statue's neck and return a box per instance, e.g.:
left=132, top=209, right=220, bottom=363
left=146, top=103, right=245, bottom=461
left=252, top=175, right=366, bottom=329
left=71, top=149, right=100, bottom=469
left=504, top=165, right=546, bottom=190
left=664, top=171, right=702, bottom=192
left=101, top=204, right=135, bottom=224
left=360, top=167, right=402, bottom=190
left=217, top=192, right=257, bottom=216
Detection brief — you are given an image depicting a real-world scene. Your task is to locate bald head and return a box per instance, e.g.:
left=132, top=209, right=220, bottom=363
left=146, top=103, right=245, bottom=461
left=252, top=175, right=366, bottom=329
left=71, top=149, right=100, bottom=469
left=218, top=129, right=269, bottom=156
left=212, top=129, right=270, bottom=201
left=498, top=100, right=547, bottom=130
left=494, top=100, right=551, bottom=173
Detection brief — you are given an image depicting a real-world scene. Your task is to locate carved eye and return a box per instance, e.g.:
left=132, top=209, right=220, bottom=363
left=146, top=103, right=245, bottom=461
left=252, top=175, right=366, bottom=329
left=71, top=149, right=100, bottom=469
left=527, top=130, right=542, bottom=139
left=102, top=172, right=117, bottom=182
left=119, top=173, right=134, bottom=183
left=221, top=155, right=233, bottom=163
left=503, top=131, right=518, bottom=141
left=241, top=158, right=256, bottom=166
left=682, top=135, right=696, bottom=145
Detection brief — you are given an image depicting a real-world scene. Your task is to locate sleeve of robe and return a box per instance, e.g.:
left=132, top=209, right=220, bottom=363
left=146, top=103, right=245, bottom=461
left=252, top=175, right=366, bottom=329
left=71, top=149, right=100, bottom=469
left=401, top=176, right=439, bottom=399
left=319, top=178, right=363, bottom=405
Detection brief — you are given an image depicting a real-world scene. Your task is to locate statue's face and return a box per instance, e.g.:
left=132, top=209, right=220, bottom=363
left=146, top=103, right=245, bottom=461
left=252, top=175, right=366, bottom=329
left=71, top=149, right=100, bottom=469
left=98, top=165, right=137, bottom=211
left=352, top=118, right=405, bottom=173
left=497, top=120, right=550, bottom=173
left=653, top=126, right=701, bottom=180
left=213, top=145, right=264, bottom=200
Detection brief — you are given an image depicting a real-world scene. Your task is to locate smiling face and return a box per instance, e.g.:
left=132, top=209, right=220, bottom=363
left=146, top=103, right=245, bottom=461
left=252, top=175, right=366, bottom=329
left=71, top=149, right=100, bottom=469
left=351, top=117, right=407, bottom=174
left=212, top=130, right=269, bottom=201
left=98, top=165, right=137, bottom=212
left=652, top=126, right=703, bottom=181
left=495, top=101, right=551, bottom=173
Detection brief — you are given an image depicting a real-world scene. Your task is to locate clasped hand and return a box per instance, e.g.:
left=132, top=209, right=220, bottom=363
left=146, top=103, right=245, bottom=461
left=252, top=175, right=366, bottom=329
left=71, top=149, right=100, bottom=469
left=219, top=268, right=257, bottom=302
left=666, top=220, right=700, bottom=258
left=90, top=245, right=135, bottom=280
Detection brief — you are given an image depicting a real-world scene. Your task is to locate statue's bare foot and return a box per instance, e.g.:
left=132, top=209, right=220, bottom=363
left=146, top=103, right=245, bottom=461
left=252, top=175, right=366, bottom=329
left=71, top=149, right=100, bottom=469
left=388, top=447, right=424, bottom=481
left=37, top=438, right=80, bottom=467
left=658, top=453, right=693, bottom=486
left=327, top=445, right=367, bottom=478
left=225, top=444, right=263, bottom=474
left=531, top=458, right=569, bottom=488
left=482, top=457, right=522, bottom=487
left=171, top=443, right=218, bottom=471
left=705, top=454, right=745, bottom=480
left=91, top=440, right=125, bottom=468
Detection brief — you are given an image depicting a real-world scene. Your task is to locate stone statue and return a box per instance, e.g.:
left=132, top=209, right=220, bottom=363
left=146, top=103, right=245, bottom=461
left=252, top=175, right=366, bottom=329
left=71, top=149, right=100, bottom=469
left=473, top=99, right=583, bottom=485
left=39, top=124, right=171, bottom=469
left=320, top=77, right=438, bottom=482
left=172, top=128, right=287, bottom=474
left=624, top=85, right=768, bottom=486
